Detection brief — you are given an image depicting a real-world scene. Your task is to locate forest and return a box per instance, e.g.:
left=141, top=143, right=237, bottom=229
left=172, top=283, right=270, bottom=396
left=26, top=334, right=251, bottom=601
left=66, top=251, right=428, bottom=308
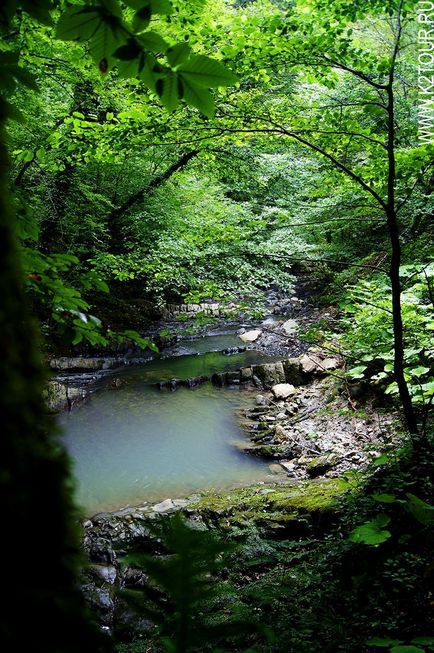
left=1, top=0, right=433, bottom=652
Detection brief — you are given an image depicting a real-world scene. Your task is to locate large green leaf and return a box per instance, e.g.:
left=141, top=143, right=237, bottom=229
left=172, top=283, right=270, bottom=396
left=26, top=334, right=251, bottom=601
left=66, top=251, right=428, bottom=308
left=166, top=43, right=191, bottom=67
left=178, top=54, right=238, bottom=87
left=56, top=5, right=101, bottom=41
left=367, top=637, right=403, bottom=647
left=390, top=647, right=425, bottom=653
left=405, top=494, right=434, bottom=526
left=22, top=0, right=53, bottom=25
left=89, top=20, right=124, bottom=71
left=349, top=515, right=391, bottom=546
left=156, top=72, right=180, bottom=112
left=179, top=74, right=215, bottom=117
left=139, top=31, right=168, bottom=53
left=372, top=494, right=397, bottom=504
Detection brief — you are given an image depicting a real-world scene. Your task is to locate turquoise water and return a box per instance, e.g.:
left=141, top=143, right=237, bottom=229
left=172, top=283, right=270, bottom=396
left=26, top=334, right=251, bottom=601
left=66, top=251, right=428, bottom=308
left=61, top=348, right=273, bottom=515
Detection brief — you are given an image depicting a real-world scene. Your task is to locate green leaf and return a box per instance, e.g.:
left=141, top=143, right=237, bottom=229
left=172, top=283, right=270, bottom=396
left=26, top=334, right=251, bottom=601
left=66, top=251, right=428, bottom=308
left=373, top=494, right=397, bottom=504
left=166, top=43, right=191, bottom=67
left=22, top=150, right=34, bottom=162
left=405, top=493, right=434, bottom=526
left=412, top=638, right=434, bottom=646
left=409, top=366, right=430, bottom=377
left=349, top=515, right=391, bottom=546
left=390, top=647, right=425, bottom=653
left=179, top=75, right=215, bottom=117
left=347, top=365, right=367, bottom=379
left=113, top=41, right=143, bottom=61
left=132, top=5, right=151, bottom=31
left=139, top=31, right=168, bottom=53
left=422, top=381, right=434, bottom=394
left=372, top=454, right=389, bottom=466
left=150, top=0, right=172, bottom=14
left=121, top=330, right=158, bottom=351
left=367, top=637, right=403, bottom=647
left=156, top=72, right=179, bottom=112
left=385, top=382, right=399, bottom=395
left=56, top=5, right=100, bottom=41
left=22, top=0, right=53, bottom=25
left=178, top=54, right=238, bottom=87
left=89, top=19, right=123, bottom=71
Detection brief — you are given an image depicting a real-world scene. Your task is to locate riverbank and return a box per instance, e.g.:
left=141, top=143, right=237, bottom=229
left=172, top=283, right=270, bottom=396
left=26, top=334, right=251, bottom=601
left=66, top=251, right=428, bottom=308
left=62, top=281, right=428, bottom=652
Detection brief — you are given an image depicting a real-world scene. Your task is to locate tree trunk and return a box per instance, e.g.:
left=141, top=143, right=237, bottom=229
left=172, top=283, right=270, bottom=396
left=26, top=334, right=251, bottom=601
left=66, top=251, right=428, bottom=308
left=107, top=149, right=199, bottom=252
left=0, top=99, right=107, bottom=652
left=386, top=83, right=418, bottom=435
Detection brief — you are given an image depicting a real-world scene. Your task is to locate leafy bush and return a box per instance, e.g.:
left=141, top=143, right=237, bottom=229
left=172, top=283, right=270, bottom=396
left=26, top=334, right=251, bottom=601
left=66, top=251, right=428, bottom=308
left=339, top=264, right=434, bottom=408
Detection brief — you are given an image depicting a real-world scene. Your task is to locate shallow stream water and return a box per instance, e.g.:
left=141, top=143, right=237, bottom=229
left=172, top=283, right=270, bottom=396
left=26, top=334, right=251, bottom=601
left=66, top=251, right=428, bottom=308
left=61, top=339, right=275, bottom=515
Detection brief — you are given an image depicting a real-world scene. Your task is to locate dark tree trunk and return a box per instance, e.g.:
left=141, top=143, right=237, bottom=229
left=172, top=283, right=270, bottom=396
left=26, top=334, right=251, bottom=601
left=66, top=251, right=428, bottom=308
left=386, top=82, right=418, bottom=435
left=107, top=149, right=199, bottom=252
left=0, top=99, right=107, bottom=652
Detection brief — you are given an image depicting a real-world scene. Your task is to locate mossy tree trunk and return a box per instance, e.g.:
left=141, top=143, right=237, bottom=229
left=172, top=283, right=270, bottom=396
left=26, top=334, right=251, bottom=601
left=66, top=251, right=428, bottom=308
left=0, top=98, right=108, bottom=652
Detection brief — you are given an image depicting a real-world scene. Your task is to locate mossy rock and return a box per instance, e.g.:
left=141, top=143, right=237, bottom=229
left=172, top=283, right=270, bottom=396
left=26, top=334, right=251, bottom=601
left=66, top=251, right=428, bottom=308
left=195, top=479, right=345, bottom=532
left=306, top=454, right=339, bottom=478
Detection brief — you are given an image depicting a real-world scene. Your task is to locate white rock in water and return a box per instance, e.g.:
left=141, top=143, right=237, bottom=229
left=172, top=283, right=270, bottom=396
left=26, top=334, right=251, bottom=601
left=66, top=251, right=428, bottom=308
left=280, top=461, right=296, bottom=473
left=281, top=319, right=298, bottom=335
left=152, top=498, right=175, bottom=513
left=239, top=329, right=262, bottom=343
left=272, top=383, right=296, bottom=400
left=269, top=463, right=285, bottom=475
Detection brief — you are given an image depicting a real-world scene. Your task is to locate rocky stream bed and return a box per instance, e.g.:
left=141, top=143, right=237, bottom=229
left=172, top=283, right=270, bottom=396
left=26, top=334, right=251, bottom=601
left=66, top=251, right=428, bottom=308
left=47, top=283, right=400, bottom=640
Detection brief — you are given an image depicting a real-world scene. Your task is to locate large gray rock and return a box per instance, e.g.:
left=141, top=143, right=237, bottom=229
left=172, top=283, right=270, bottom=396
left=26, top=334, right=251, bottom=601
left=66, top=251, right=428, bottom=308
left=152, top=498, right=176, bottom=513
left=44, top=380, right=88, bottom=412
left=253, top=361, right=286, bottom=387
left=50, top=357, right=121, bottom=371
left=306, top=454, right=339, bottom=478
left=299, top=353, right=341, bottom=375
left=281, top=319, right=298, bottom=335
left=90, top=564, right=117, bottom=585
left=239, top=329, right=262, bottom=343
left=272, top=383, right=296, bottom=400
left=239, top=366, right=253, bottom=381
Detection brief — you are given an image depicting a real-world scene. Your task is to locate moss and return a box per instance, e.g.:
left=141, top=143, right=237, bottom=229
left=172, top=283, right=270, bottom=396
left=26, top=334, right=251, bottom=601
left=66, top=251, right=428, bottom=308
left=195, top=479, right=345, bottom=528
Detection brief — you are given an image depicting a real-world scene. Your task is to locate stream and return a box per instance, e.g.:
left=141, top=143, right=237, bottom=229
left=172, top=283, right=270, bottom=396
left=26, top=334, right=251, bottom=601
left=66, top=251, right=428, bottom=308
left=60, top=334, right=277, bottom=514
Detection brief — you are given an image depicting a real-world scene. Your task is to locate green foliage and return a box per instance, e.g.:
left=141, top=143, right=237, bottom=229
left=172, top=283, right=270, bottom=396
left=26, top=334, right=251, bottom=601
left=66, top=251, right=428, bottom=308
left=340, top=266, right=434, bottom=408
left=120, top=513, right=261, bottom=652
left=91, top=171, right=295, bottom=306
left=54, top=1, right=237, bottom=117
left=349, top=514, right=392, bottom=546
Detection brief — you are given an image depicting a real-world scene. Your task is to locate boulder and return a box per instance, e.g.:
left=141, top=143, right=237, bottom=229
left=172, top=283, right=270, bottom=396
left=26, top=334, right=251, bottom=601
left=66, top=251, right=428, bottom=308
left=272, top=383, right=296, bottom=400
left=281, top=319, right=298, bottom=335
left=283, top=358, right=308, bottom=386
left=299, top=352, right=342, bottom=376
left=50, top=357, right=119, bottom=371
left=300, top=354, right=322, bottom=374
left=280, top=461, right=297, bottom=476
left=254, top=361, right=286, bottom=387
left=322, top=357, right=340, bottom=371
left=152, top=498, right=176, bottom=513
left=239, top=366, right=253, bottom=381
left=90, top=564, right=117, bottom=585
left=269, top=463, right=286, bottom=475
left=306, top=454, right=339, bottom=478
left=211, top=372, right=226, bottom=387
left=239, top=329, right=262, bottom=343
left=44, top=380, right=88, bottom=412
